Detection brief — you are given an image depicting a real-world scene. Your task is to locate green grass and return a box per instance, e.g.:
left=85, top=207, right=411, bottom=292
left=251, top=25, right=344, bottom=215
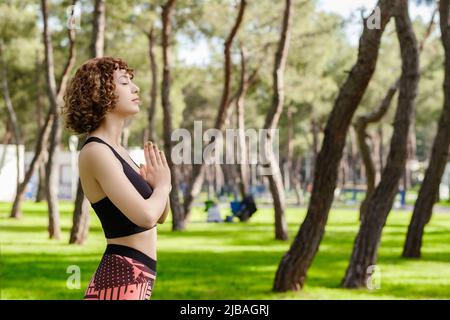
left=1, top=200, right=450, bottom=300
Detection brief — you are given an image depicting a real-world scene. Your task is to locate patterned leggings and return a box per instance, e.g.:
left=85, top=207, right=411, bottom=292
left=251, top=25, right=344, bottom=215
left=84, top=244, right=157, bottom=300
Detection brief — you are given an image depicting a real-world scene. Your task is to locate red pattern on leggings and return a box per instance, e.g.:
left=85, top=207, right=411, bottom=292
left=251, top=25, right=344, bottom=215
left=84, top=254, right=156, bottom=300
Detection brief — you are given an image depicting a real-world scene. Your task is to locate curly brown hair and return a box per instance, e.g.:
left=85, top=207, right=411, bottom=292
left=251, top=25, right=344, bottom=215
left=62, top=56, right=134, bottom=135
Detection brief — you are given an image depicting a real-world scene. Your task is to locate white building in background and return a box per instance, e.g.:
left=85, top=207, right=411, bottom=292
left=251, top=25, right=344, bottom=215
left=0, top=138, right=147, bottom=202
left=0, top=144, right=24, bottom=202
left=439, top=163, right=450, bottom=200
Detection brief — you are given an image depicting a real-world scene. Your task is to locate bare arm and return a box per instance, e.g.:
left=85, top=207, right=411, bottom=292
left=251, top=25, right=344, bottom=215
left=138, top=141, right=172, bottom=225
left=157, top=197, right=170, bottom=224
left=80, top=143, right=170, bottom=228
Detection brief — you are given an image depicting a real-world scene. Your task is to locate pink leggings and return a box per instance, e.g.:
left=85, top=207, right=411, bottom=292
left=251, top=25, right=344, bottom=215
left=84, top=244, right=157, bottom=300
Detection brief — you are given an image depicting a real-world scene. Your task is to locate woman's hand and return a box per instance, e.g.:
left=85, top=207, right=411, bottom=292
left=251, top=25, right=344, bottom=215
left=139, top=141, right=172, bottom=192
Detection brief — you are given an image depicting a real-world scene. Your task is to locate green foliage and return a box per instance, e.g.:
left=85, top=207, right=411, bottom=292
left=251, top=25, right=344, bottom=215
left=0, top=0, right=445, bottom=165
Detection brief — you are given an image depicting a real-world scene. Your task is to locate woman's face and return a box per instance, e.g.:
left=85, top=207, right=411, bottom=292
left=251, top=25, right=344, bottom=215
left=112, top=68, right=140, bottom=116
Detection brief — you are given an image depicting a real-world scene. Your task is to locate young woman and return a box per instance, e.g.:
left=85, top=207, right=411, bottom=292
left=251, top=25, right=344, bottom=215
left=63, top=56, right=171, bottom=300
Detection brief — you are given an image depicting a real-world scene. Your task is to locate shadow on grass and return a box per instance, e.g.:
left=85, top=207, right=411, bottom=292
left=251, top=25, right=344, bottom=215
left=2, top=203, right=450, bottom=299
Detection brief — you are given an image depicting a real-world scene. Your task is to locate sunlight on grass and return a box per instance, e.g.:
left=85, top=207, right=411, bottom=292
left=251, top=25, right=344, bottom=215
left=1, top=200, right=449, bottom=299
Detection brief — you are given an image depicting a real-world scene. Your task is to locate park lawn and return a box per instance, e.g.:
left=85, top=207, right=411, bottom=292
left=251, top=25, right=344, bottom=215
left=1, top=200, right=450, bottom=300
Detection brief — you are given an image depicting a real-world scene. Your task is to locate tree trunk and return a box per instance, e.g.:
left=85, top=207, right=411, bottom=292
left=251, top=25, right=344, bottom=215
left=402, top=0, right=450, bottom=258
left=42, top=0, right=77, bottom=239
left=36, top=156, right=47, bottom=202
left=69, top=178, right=90, bottom=244
left=35, top=58, right=47, bottom=203
left=10, top=112, right=53, bottom=218
left=273, top=0, right=396, bottom=292
left=9, top=50, right=57, bottom=217
left=342, top=0, right=419, bottom=288
left=161, top=0, right=186, bottom=230
left=0, top=40, right=24, bottom=218
left=90, top=0, right=105, bottom=58
left=310, top=117, right=320, bottom=184
left=180, top=0, right=247, bottom=224
left=69, top=0, right=97, bottom=245
left=355, top=79, right=399, bottom=219
left=263, top=0, right=293, bottom=241
left=236, top=46, right=250, bottom=199
left=285, top=105, right=295, bottom=191
left=147, top=26, right=158, bottom=144
left=357, top=9, right=434, bottom=220
left=292, top=157, right=304, bottom=206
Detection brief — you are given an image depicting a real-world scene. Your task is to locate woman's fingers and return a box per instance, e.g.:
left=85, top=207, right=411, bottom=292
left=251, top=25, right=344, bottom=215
left=139, top=163, right=147, bottom=180
left=147, top=142, right=158, bottom=167
left=153, top=144, right=163, bottom=166
left=144, top=142, right=152, bottom=168
left=160, top=150, right=168, bottom=167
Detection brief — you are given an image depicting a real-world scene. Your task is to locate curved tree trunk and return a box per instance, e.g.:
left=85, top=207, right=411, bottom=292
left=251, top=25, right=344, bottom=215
left=356, top=79, right=399, bottom=220
left=69, top=178, right=90, bottom=244
left=42, top=0, right=77, bottom=239
left=342, top=0, right=420, bottom=288
left=69, top=0, right=100, bottom=245
left=273, top=0, right=396, bottom=292
left=291, top=157, right=304, bottom=206
left=146, top=25, right=158, bottom=144
left=263, top=0, right=293, bottom=241
left=179, top=0, right=247, bottom=225
left=10, top=112, right=54, bottom=218
left=402, top=0, right=450, bottom=258
left=35, top=60, right=47, bottom=203
left=357, top=9, right=435, bottom=220
left=90, top=0, right=105, bottom=58
left=0, top=41, right=24, bottom=216
left=236, top=46, right=250, bottom=199
left=161, top=0, right=186, bottom=231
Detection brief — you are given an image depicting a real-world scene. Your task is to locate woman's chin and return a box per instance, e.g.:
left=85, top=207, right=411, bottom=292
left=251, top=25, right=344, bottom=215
left=129, top=104, right=141, bottom=114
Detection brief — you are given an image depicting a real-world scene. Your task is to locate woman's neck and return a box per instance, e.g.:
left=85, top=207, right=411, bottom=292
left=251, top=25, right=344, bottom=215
left=89, top=115, right=125, bottom=148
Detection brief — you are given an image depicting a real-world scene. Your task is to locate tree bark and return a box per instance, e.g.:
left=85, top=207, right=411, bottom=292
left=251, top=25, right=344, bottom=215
left=0, top=40, right=24, bottom=218
left=291, top=157, right=304, bottom=206
left=310, top=117, right=320, bottom=185
left=263, top=0, right=293, bottom=241
left=161, top=0, right=186, bottom=230
left=42, top=0, right=77, bottom=239
left=357, top=9, right=435, bottom=220
left=273, top=0, right=396, bottom=292
left=236, top=46, right=250, bottom=199
left=285, top=105, right=295, bottom=191
left=355, top=79, right=399, bottom=219
left=10, top=112, right=53, bottom=218
left=69, top=178, right=90, bottom=244
left=70, top=0, right=102, bottom=244
left=146, top=26, right=158, bottom=144
left=35, top=54, right=47, bottom=203
left=90, top=0, right=105, bottom=58
left=342, top=0, right=419, bottom=288
left=179, top=0, right=247, bottom=225
left=402, top=0, right=450, bottom=258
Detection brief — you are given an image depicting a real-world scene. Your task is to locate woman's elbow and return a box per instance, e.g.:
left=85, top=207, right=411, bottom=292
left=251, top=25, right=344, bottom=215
left=141, top=213, right=158, bottom=229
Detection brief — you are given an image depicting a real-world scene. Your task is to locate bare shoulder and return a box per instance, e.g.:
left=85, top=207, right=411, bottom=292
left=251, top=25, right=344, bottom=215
left=78, top=142, right=120, bottom=174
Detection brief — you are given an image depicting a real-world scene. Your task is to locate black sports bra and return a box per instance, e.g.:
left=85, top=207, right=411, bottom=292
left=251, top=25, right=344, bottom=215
left=81, top=136, right=156, bottom=239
